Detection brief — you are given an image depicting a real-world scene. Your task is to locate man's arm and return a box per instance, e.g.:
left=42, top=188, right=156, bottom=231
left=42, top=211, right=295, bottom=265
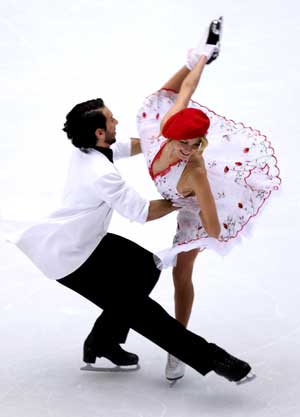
left=147, top=199, right=177, bottom=221
left=96, top=171, right=176, bottom=224
left=110, top=139, right=142, bottom=159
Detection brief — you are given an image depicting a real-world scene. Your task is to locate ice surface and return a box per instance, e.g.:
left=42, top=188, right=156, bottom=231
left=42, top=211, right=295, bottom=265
left=1, top=0, right=300, bottom=416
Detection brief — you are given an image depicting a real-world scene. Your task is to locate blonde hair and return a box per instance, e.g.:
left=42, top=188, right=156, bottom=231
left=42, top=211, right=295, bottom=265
left=198, top=136, right=208, bottom=155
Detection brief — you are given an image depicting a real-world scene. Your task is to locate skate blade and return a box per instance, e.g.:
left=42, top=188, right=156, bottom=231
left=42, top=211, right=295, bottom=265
left=211, top=16, right=223, bottom=35
left=166, top=375, right=184, bottom=388
left=208, top=16, right=223, bottom=39
left=80, top=363, right=141, bottom=373
left=236, top=372, right=256, bottom=385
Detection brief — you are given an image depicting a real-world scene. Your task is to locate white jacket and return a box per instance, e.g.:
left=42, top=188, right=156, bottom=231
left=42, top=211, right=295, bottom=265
left=11, top=142, right=149, bottom=280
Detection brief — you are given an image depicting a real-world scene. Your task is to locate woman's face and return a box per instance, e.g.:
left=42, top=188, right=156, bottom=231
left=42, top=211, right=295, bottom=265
left=173, top=138, right=202, bottom=160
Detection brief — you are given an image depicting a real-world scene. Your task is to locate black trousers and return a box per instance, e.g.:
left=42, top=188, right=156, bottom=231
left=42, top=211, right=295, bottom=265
left=58, top=233, right=214, bottom=375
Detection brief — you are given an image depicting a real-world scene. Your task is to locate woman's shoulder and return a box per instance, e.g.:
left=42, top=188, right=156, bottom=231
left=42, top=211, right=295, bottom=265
left=187, top=153, right=206, bottom=172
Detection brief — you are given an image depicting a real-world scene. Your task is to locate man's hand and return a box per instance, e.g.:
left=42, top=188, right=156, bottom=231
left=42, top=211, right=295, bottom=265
left=172, top=197, right=200, bottom=212
left=147, top=199, right=178, bottom=221
left=130, top=138, right=142, bottom=156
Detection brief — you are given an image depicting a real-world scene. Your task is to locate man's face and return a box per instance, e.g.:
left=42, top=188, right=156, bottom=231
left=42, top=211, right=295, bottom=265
left=102, top=106, right=118, bottom=145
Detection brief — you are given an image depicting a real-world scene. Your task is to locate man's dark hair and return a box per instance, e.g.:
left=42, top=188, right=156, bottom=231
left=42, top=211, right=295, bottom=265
left=62, top=98, right=106, bottom=151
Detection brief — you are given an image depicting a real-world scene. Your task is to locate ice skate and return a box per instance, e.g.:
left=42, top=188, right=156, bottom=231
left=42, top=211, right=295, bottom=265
left=165, top=353, right=186, bottom=384
left=186, top=16, right=223, bottom=69
left=210, top=343, right=256, bottom=385
left=206, top=16, right=223, bottom=64
left=82, top=337, right=140, bottom=371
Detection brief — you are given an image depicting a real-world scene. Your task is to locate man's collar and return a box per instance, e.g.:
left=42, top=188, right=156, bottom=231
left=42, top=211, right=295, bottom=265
left=94, top=146, right=113, bottom=163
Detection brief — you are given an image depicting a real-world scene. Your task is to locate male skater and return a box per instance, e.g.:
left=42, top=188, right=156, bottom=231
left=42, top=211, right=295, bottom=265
left=11, top=95, right=254, bottom=385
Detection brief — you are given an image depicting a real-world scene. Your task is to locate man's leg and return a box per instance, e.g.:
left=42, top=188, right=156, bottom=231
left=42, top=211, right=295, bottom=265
left=58, top=233, right=160, bottom=365
left=58, top=234, right=252, bottom=382
left=89, top=234, right=253, bottom=382
left=58, top=271, right=141, bottom=365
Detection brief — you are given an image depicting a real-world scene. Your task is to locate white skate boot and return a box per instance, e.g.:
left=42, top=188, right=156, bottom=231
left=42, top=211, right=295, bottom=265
left=186, top=16, right=223, bottom=69
left=165, top=354, right=186, bottom=382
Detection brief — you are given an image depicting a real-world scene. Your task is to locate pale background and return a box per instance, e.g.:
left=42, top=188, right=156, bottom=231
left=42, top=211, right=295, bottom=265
left=1, top=0, right=300, bottom=416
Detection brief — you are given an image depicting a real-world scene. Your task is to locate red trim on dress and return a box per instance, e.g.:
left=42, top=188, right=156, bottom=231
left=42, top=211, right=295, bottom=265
left=149, top=141, right=181, bottom=180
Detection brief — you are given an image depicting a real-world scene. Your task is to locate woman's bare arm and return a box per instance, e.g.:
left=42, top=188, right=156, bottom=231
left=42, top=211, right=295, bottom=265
left=188, top=158, right=221, bottom=238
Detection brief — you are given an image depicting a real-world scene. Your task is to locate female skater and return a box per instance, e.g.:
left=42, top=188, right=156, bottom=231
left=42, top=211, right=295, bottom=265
left=137, top=18, right=281, bottom=382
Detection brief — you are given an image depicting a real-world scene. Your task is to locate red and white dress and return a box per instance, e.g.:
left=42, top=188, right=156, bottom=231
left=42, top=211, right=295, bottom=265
left=137, top=89, right=281, bottom=268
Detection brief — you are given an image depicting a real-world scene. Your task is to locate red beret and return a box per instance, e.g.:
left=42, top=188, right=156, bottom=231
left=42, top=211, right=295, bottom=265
left=162, top=108, right=210, bottom=140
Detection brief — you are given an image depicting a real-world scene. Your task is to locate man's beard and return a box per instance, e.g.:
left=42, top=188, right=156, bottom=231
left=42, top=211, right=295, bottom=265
left=104, top=131, right=116, bottom=145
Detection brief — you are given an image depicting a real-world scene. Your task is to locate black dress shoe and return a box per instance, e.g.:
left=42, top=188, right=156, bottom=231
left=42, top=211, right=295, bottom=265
left=83, top=338, right=139, bottom=366
left=210, top=343, right=252, bottom=382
